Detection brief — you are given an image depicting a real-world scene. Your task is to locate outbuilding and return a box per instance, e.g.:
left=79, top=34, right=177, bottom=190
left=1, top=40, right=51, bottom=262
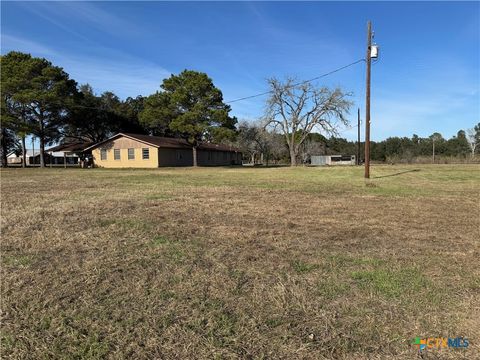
left=7, top=149, right=41, bottom=165
left=311, top=155, right=356, bottom=166
left=45, top=141, right=93, bottom=167
left=85, top=133, right=242, bottom=168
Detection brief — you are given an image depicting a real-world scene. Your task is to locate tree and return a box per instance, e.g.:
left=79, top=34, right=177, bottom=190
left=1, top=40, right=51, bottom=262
left=1, top=52, right=78, bottom=167
left=264, top=78, right=352, bottom=166
left=141, top=70, right=237, bottom=166
left=301, top=138, right=326, bottom=164
left=0, top=96, right=17, bottom=167
left=67, top=87, right=147, bottom=143
left=475, top=123, right=480, bottom=146
left=268, top=131, right=289, bottom=164
left=429, top=132, right=445, bottom=162
left=139, top=91, right=176, bottom=137
left=325, top=135, right=355, bottom=156
left=118, top=95, right=146, bottom=134
left=0, top=123, right=18, bottom=167
left=466, top=123, right=479, bottom=157
left=65, top=85, right=110, bottom=143
left=382, top=137, right=415, bottom=162
left=237, top=121, right=260, bottom=164
left=1, top=52, right=35, bottom=167
left=445, top=130, right=470, bottom=157
left=237, top=121, right=274, bottom=165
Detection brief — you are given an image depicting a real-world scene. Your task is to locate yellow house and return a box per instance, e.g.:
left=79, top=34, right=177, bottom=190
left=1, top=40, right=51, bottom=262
left=85, top=133, right=242, bottom=168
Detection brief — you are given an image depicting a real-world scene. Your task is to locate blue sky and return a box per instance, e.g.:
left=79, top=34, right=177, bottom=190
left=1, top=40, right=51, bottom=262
left=1, top=1, right=479, bottom=141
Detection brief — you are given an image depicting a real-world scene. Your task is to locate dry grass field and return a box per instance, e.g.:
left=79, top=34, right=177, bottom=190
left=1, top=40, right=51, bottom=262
left=1, top=164, right=479, bottom=359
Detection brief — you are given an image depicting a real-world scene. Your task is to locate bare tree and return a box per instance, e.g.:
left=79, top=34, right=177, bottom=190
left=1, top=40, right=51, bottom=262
left=466, top=127, right=478, bottom=158
left=264, top=78, right=352, bottom=166
left=237, top=121, right=260, bottom=164
left=267, top=130, right=288, bottom=164
left=237, top=120, right=275, bottom=165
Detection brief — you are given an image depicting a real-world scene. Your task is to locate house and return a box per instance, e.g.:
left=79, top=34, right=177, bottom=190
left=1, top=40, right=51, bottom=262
left=7, top=149, right=40, bottom=165
left=84, top=133, right=242, bottom=168
left=311, top=155, right=356, bottom=166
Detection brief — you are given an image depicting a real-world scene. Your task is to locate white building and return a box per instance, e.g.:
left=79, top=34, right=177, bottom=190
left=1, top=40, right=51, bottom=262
left=7, top=150, right=41, bottom=165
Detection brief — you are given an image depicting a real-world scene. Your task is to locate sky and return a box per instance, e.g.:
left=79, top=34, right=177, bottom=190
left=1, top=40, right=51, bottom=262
left=1, top=1, right=479, bottom=141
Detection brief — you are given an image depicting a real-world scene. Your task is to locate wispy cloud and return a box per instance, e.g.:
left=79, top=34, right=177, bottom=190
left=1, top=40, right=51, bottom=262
left=1, top=34, right=170, bottom=99
left=1, top=34, right=59, bottom=57
left=14, top=2, right=93, bottom=43
left=350, top=50, right=480, bottom=140
left=372, top=91, right=478, bottom=137
left=17, top=2, right=142, bottom=40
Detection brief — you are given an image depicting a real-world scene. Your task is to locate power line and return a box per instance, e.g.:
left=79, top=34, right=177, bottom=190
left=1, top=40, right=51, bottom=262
left=19, top=101, right=133, bottom=111
left=225, top=58, right=365, bottom=104
left=338, top=123, right=359, bottom=134
left=20, top=58, right=366, bottom=112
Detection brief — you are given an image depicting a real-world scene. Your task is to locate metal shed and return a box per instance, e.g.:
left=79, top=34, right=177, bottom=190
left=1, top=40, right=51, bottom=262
left=311, top=155, right=356, bottom=166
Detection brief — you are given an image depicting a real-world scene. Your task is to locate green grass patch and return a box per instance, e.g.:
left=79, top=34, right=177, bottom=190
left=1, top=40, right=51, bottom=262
left=96, top=219, right=116, bottom=227
left=73, top=333, right=110, bottom=359
left=120, top=219, right=152, bottom=231
left=351, top=267, right=429, bottom=299
left=166, top=247, right=185, bottom=263
left=1, top=333, right=15, bottom=353
left=185, top=298, right=238, bottom=348
left=265, top=317, right=283, bottom=328
left=291, top=260, right=319, bottom=274
left=317, top=278, right=350, bottom=299
left=151, top=235, right=171, bottom=246
left=2, top=254, right=33, bottom=267
left=150, top=235, right=185, bottom=263
left=325, top=254, right=386, bottom=269
left=158, top=290, right=177, bottom=301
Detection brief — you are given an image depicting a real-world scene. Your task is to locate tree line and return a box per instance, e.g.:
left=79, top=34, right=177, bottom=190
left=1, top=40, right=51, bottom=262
left=237, top=124, right=480, bottom=165
left=1, top=50, right=478, bottom=167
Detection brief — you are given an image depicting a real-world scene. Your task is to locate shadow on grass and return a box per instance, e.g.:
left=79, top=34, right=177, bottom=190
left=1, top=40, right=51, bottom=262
left=373, top=169, right=420, bottom=179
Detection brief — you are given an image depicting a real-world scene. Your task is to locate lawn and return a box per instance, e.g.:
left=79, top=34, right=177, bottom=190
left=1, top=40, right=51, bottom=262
left=1, top=164, right=479, bottom=359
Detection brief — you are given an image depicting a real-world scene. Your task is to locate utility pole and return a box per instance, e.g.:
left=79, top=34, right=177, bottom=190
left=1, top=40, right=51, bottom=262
left=364, top=21, right=372, bottom=178
left=357, top=108, right=361, bottom=165
left=432, top=138, right=435, bottom=164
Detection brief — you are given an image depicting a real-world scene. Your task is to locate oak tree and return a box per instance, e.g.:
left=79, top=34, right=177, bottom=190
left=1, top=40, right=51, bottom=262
left=264, top=78, right=352, bottom=166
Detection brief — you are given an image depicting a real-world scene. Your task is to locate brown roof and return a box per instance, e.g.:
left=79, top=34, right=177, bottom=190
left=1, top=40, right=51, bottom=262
left=85, top=133, right=240, bottom=152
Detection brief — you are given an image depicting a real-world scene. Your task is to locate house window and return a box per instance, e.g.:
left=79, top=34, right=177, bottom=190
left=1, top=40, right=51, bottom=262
left=100, top=149, right=107, bottom=160
left=176, top=151, right=183, bottom=160
left=128, top=148, right=135, bottom=160
left=142, top=148, right=149, bottom=160
left=114, top=149, right=121, bottom=160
